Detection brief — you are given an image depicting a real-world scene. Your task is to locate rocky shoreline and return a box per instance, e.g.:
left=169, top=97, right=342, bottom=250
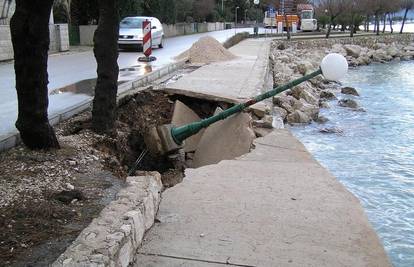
left=269, top=34, right=414, bottom=126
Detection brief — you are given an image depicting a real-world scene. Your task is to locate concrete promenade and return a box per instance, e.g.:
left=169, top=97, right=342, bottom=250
left=164, top=38, right=271, bottom=103
left=135, top=39, right=391, bottom=266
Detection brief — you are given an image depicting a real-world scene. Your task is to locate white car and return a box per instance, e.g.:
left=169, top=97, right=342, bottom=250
left=118, top=16, right=164, bottom=50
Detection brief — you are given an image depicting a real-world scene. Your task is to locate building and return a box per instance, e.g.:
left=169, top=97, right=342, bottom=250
left=0, top=0, right=69, bottom=61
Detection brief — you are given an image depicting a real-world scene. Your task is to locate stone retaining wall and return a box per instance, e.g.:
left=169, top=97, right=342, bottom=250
left=52, top=173, right=163, bottom=267
left=0, top=24, right=70, bottom=61
left=293, top=33, right=414, bottom=49
left=79, top=22, right=227, bottom=46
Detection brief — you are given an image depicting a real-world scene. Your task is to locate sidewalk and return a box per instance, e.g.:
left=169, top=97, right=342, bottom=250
left=164, top=38, right=271, bottom=103
left=135, top=39, right=391, bottom=266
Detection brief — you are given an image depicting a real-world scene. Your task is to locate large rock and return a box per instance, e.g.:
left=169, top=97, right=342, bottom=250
left=299, top=89, right=319, bottom=106
left=386, top=46, right=400, bottom=57
left=299, top=100, right=319, bottom=120
left=403, top=45, right=414, bottom=51
left=320, top=90, right=337, bottom=100
left=373, top=43, right=387, bottom=50
left=341, top=87, right=360, bottom=96
left=331, top=44, right=347, bottom=56
left=296, top=61, right=314, bottom=75
left=373, top=49, right=393, bottom=62
left=278, top=55, right=291, bottom=63
left=316, top=115, right=329, bottom=124
left=320, top=127, right=344, bottom=134
left=357, top=55, right=371, bottom=65
left=273, top=95, right=294, bottom=113
left=171, top=100, right=204, bottom=153
left=191, top=112, right=255, bottom=168
left=338, top=99, right=360, bottom=109
left=273, top=107, right=288, bottom=120
left=287, top=110, right=312, bottom=124
left=344, top=45, right=362, bottom=58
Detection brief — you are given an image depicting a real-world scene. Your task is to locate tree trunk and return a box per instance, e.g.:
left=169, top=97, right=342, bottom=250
left=389, top=13, right=393, bottom=34
left=366, top=15, right=370, bottom=32
left=375, top=13, right=380, bottom=35
left=92, top=0, right=120, bottom=134
left=400, top=8, right=409, bottom=34
left=350, top=15, right=354, bottom=37
left=326, top=23, right=332, bottom=38
left=10, top=0, right=60, bottom=150
left=382, top=14, right=386, bottom=33
left=284, top=14, right=291, bottom=40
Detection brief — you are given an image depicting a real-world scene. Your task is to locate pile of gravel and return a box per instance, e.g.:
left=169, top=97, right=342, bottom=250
left=176, top=36, right=237, bottom=64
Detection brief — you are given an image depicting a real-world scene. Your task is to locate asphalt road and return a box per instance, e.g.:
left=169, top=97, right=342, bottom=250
left=0, top=27, right=261, bottom=138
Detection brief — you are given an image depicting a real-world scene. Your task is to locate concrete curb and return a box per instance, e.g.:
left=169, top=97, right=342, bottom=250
left=52, top=173, right=163, bottom=267
left=0, top=59, right=186, bottom=153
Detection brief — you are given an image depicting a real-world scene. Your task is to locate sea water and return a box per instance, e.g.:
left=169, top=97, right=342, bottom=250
left=291, top=61, right=414, bottom=267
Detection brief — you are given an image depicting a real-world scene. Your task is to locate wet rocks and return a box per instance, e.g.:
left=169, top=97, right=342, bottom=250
left=344, top=44, right=362, bottom=58
left=287, top=110, right=312, bottom=124
left=315, top=115, right=329, bottom=124
left=320, top=90, right=337, bottom=100
left=338, top=99, right=359, bottom=109
left=319, top=127, right=344, bottom=134
left=341, top=87, right=359, bottom=96
left=271, top=36, right=413, bottom=128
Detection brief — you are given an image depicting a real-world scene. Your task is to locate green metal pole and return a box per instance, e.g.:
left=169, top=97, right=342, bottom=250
left=171, top=68, right=322, bottom=145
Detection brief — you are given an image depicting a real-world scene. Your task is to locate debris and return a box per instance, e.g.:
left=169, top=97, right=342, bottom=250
left=66, top=183, right=75, bottom=190
left=52, top=190, right=84, bottom=205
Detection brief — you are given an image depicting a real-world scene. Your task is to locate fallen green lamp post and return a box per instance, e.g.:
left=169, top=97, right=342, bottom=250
left=145, top=53, right=348, bottom=156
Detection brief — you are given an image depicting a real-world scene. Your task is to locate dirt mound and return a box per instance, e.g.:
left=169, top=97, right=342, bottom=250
left=176, top=36, right=237, bottom=64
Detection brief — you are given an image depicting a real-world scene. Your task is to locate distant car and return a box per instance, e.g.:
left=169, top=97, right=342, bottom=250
left=118, top=16, right=164, bottom=51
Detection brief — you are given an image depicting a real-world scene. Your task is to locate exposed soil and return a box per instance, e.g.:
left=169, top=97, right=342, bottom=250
left=0, top=89, right=188, bottom=266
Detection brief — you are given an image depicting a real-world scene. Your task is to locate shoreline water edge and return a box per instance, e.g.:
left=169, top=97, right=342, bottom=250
left=269, top=34, right=414, bottom=127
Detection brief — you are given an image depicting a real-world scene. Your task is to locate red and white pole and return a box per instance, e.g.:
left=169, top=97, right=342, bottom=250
left=142, top=20, right=152, bottom=57
left=138, top=20, right=156, bottom=62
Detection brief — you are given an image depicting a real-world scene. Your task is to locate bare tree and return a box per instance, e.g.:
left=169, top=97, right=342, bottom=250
left=345, top=0, right=361, bottom=37
left=400, top=0, right=414, bottom=33
left=320, top=0, right=346, bottom=38
left=193, top=0, right=215, bottom=22
left=92, top=0, right=120, bottom=134
left=10, top=0, right=60, bottom=150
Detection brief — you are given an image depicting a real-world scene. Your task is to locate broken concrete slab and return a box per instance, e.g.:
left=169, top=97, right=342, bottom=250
left=248, top=101, right=271, bottom=118
left=171, top=100, right=204, bottom=153
left=191, top=112, right=255, bottom=168
left=135, top=130, right=391, bottom=267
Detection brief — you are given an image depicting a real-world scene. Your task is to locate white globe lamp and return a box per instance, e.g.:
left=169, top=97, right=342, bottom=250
left=320, top=53, right=348, bottom=81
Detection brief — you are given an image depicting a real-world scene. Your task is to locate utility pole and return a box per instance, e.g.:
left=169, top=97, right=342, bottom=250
left=235, top=6, right=239, bottom=35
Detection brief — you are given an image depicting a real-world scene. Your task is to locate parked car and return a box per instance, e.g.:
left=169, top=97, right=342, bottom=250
left=118, top=16, right=164, bottom=51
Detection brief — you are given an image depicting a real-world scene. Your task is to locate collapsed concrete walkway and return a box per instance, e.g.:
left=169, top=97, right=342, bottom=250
left=135, top=130, right=390, bottom=266
left=135, top=39, right=391, bottom=266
